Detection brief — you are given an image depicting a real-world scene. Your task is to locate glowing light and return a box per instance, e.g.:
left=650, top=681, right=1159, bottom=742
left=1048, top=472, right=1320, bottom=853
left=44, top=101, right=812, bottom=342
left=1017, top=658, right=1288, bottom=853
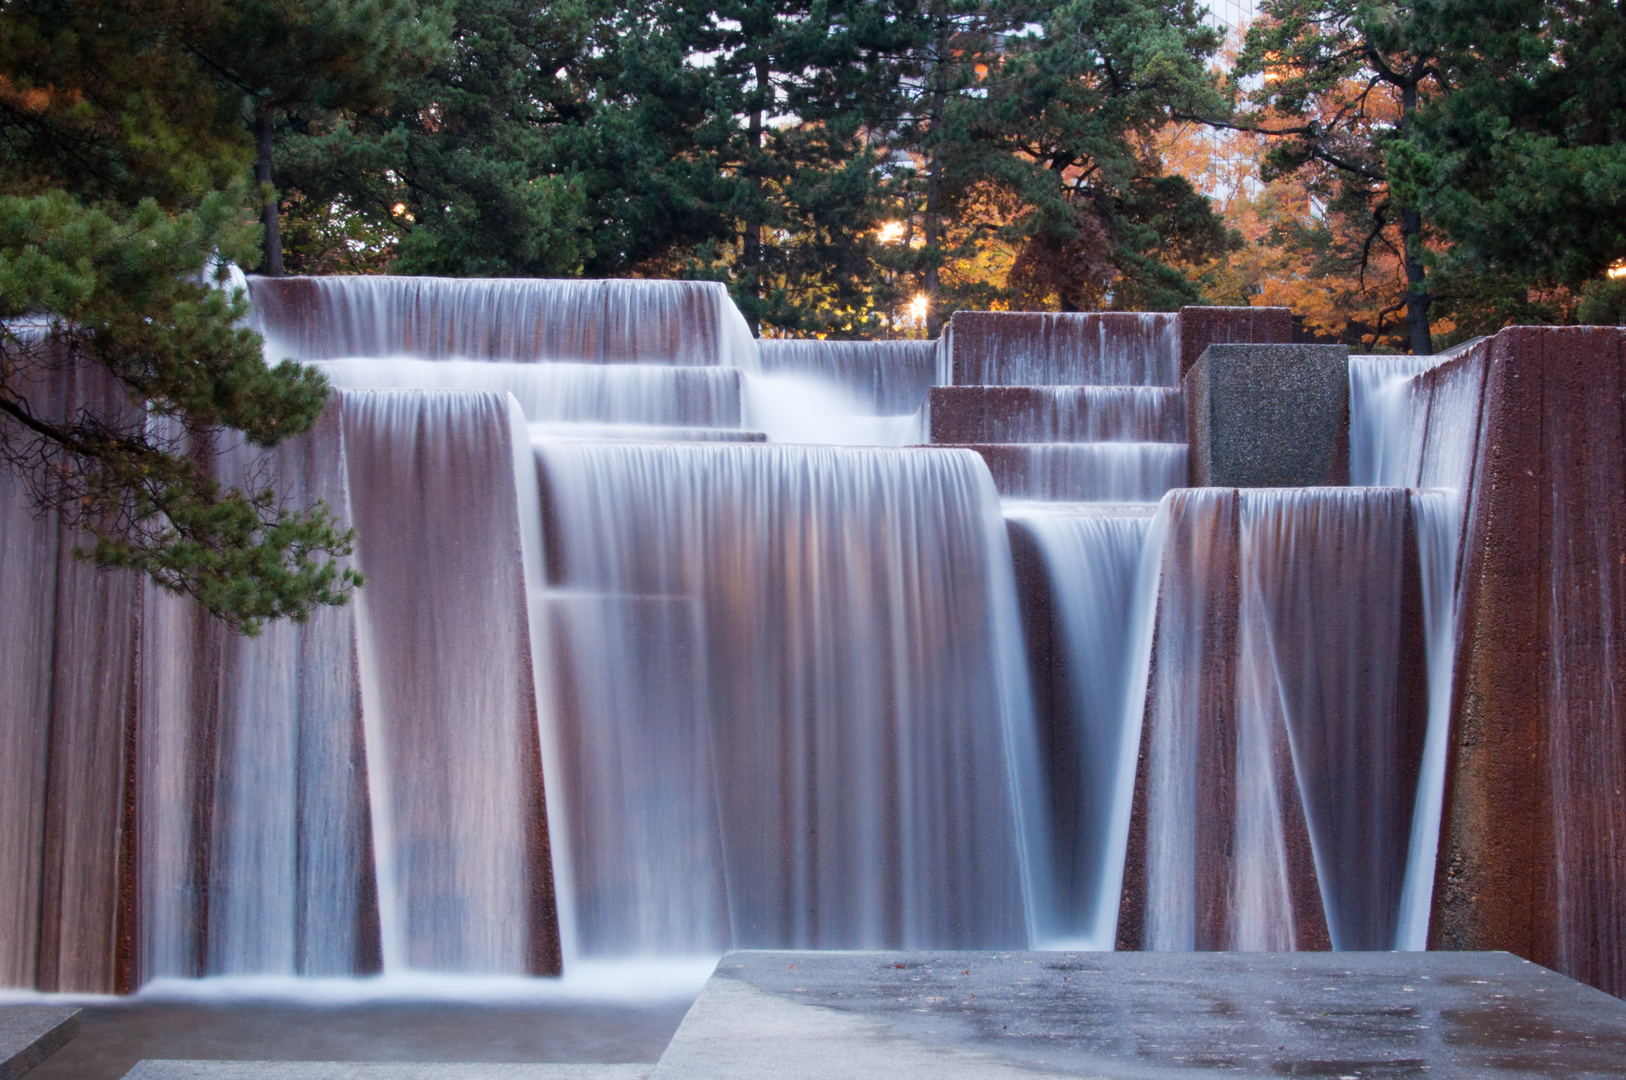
left=908, top=293, right=929, bottom=322
left=877, top=221, right=906, bottom=244
left=1609, top=260, right=1626, bottom=280
left=392, top=203, right=408, bottom=217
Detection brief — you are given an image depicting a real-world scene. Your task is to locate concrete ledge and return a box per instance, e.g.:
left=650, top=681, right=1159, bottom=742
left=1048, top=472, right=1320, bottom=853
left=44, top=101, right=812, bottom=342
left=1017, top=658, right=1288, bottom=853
left=1185, top=343, right=1349, bottom=487
left=122, top=1065, right=652, bottom=1080
left=0, top=1007, right=80, bottom=1080
left=942, top=312, right=1180, bottom=387
left=928, top=387, right=1184, bottom=444
left=652, top=950, right=1626, bottom=1079
left=945, top=444, right=1185, bottom=502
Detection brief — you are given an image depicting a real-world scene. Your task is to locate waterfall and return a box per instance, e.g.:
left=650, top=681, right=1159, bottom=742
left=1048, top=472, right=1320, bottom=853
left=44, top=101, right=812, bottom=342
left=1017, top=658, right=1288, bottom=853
left=932, top=387, right=1185, bottom=444
left=1126, top=488, right=1432, bottom=952
left=741, top=372, right=925, bottom=446
left=944, top=312, right=1181, bottom=387
left=535, top=441, right=1042, bottom=957
left=974, top=443, right=1186, bottom=502
left=1349, top=355, right=1437, bottom=486
left=1003, top=505, right=1165, bottom=948
left=1346, top=345, right=1483, bottom=950
left=341, top=390, right=556, bottom=974
left=745, top=339, right=935, bottom=445
left=135, top=409, right=380, bottom=983
left=249, top=276, right=757, bottom=368
left=1396, top=488, right=1460, bottom=950
left=1239, top=488, right=1427, bottom=951
left=3, top=277, right=1535, bottom=994
left=756, top=339, right=935, bottom=415
left=314, top=360, right=744, bottom=429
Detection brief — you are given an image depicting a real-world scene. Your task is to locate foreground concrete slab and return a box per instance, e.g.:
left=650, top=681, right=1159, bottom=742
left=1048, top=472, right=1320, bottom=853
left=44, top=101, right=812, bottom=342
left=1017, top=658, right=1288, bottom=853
left=652, top=950, right=1626, bottom=1079
left=0, top=1007, right=80, bottom=1080
left=27, top=1000, right=684, bottom=1080
left=122, top=1065, right=651, bottom=1079
left=0, top=1001, right=79, bottom=1080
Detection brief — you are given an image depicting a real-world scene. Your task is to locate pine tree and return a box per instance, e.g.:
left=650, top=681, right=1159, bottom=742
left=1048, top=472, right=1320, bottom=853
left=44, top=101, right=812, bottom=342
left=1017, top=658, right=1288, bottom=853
left=0, top=0, right=428, bottom=632
left=1388, top=0, right=1626, bottom=331
left=181, top=0, right=449, bottom=275
left=1236, top=0, right=1451, bottom=353
left=890, top=0, right=1231, bottom=326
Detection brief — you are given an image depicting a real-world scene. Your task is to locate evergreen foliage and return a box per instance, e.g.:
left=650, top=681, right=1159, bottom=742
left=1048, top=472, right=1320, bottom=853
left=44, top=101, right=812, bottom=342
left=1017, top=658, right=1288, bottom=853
left=1389, top=0, right=1626, bottom=333
left=1234, top=0, right=1626, bottom=349
left=273, top=0, right=1234, bottom=334
left=0, top=1, right=446, bottom=632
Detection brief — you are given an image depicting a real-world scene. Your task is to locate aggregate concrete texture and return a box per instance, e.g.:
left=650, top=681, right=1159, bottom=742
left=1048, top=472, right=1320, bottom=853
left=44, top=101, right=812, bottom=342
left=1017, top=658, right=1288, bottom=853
left=1186, top=343, right=1349, bottom=487
left=0, top=1007, right=80, bottom=1080
left=121, top=1064, right=651, bottom=1079
left=652, top=950, right=1626, bottom=1079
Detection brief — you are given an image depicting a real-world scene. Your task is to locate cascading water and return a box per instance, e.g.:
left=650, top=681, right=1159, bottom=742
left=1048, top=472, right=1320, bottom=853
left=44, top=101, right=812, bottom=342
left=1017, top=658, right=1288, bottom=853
left=1347, top=349, right=1473, bottom=950
left=538, top=442, right=1043, bottom=957
left=0, top=279, right=1509, bottom=997
left=933, top=387, right=1185, bottom=444
left=1124, top=487, right=1432, bottom=953
left=251, top=276, right=758, bottom=369
left=756, top=339, right=935, bottom=415
left=1003, top=505, right=1165, bottom=948
left=261, top=278, right=1045, bottom=969
left=942, top=312, right=1180, bottom=387
left=314, top=360, right=745, bottom=428
left=952, top=313, right=1187, bottom=948
left=974, top=443, right=1187, bottom=502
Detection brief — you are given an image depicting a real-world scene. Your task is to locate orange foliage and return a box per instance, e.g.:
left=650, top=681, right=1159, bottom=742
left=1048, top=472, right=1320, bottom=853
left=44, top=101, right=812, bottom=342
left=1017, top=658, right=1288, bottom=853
left=1151, top=31, right=1456, bottom=350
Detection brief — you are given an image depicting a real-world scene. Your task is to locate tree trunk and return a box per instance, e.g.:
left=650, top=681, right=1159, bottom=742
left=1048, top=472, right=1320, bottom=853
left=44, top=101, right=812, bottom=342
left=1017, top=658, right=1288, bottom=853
left=921, top=17, right=952, bottom=338
left=1400, top=206, right=1432, bottom=355
left=255, top=108, right=283, bottom=277
left=743, top=57, right=769, bottom=337
left=1397, top=80, right=1430, bottom=354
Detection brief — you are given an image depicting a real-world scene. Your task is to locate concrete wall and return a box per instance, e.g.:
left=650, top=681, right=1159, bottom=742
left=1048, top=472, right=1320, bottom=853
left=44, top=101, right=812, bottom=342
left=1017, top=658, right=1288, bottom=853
left=1177, top=305, right=1294, bottom=379
left=1428, top=327, right=1626, bottom=998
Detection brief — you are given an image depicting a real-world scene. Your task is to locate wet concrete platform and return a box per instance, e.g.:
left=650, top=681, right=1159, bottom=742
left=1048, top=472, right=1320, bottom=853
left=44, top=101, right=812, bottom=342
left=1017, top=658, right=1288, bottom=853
left=122, top=1064, right=649, bottom=1078
left=0, top=1006, right=79, bottom=1079
left=651, top=950, right=1626, bottom=1079
left=25, top=1000, right=683, bottom=1080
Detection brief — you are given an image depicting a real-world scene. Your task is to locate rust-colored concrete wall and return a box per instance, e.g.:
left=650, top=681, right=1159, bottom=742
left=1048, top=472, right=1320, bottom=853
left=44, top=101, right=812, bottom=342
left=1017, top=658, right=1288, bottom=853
left=1177, top=306, right=1294, bottom=379
left=941, top=311, right=1180, bottom=386
left=1117, top=489, right=1331, bottom=952
left=1430, top=326, right=1626, bottom=998
left=0, top=375, right=564, bottom=990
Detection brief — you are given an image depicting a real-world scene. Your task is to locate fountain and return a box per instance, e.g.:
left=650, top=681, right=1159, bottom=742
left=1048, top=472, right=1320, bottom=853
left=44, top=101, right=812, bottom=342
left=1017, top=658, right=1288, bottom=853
left=0, top=278, right=1623, bottom=1012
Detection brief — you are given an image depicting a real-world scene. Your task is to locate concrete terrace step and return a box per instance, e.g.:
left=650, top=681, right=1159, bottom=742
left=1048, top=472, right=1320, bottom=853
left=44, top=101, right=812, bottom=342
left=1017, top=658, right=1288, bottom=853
left=941, top=312, right=1182, bottom=387
left=929, top=386, right=1185, bottom=445
left=649, top=950, right=1626, bottom=1079
left=527, top=423, right=766, bottom=443
left=0, top=1007, right=80, bottom=1080
left=942, top=443, right=1186, bottom=502
left=122, top=1066, right=652, bottom=1079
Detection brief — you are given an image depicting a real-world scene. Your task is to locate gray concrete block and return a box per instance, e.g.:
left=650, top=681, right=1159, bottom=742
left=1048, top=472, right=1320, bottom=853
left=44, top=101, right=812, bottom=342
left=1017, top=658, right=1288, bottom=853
left=121, top=1064, right=653, bottom=1080
left=1187, top=343, right=1350, bottom=487
left=651, top=950, right=1626, bottom=1079
left=0, top=1007, right=80, bottom=1080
